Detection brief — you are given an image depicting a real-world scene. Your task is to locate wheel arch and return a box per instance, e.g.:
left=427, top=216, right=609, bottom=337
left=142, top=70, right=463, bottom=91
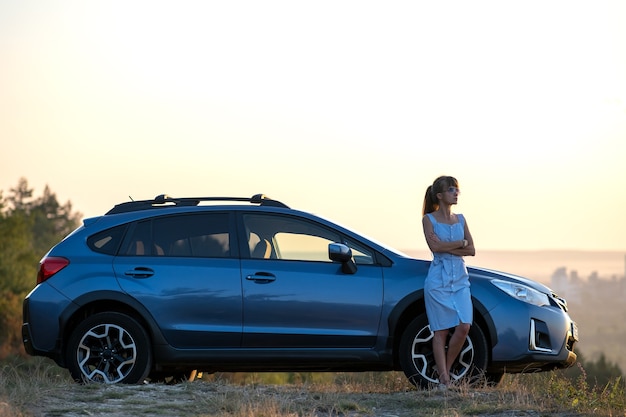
left=387, top=290, right=426, bottom=368
left=57, top=290, right=167, bottom=367
left=387, top=291, right=499, bottom=369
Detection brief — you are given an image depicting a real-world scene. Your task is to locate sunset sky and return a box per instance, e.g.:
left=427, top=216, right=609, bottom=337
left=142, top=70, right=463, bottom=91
left=2, top=1, right=625, bottom=254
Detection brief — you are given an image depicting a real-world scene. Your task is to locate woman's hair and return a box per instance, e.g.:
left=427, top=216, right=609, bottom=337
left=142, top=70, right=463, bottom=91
left=422, top=175, right=459, bottom=215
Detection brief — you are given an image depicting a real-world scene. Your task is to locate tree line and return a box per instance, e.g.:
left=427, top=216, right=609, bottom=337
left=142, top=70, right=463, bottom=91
left=0, top=178, right=80, bottom=358
left=0, top=178, right=622, bottom=388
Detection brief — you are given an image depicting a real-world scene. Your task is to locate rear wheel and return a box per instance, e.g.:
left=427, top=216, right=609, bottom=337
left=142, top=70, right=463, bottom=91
left=66, top=312, right=152, bottom=384
left=399, top=313, right=488, bottom=389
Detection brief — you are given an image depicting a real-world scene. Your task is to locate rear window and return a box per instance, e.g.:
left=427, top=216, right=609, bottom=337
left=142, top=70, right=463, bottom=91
left=87, top=225, right=128, bottom=255
left=123, top=213, right=231, bottom=258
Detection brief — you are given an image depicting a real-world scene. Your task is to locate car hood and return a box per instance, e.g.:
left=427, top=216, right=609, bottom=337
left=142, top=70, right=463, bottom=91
left=394, top=253, right=555, bottom=295
left=467, top=265, right=554, bottom=294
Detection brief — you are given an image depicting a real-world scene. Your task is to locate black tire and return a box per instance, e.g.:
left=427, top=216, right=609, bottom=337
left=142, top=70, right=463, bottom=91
left=399, top=313, right=488, bottom=389
left=66, top=312, right=152, bottom=384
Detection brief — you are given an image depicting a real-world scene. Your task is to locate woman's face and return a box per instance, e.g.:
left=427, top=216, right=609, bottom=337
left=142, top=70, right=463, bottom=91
left=438, top=183, right=460, bottom=205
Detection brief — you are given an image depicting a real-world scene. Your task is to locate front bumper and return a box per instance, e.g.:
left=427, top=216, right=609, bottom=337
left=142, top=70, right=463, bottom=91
left=487, top=297, right=578, bottom=373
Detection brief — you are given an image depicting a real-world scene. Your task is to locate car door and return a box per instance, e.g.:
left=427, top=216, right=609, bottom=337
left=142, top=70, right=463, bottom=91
left=240, top=212, right=384, bottom=348
left=113, top=212, right=243, bottom=348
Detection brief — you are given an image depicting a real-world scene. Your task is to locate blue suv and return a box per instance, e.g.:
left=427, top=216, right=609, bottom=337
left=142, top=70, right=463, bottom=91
left=22, top=194, right=578, bottom=387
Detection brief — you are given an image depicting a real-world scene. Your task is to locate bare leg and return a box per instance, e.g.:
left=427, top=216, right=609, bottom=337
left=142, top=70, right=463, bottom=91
left=432, top=330, right=450, bottom=385
left=445, top=323, right=471, bottom=378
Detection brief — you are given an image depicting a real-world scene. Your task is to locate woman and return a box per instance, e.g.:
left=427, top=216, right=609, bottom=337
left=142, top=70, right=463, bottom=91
left=422, top=175, right=475, bottom=388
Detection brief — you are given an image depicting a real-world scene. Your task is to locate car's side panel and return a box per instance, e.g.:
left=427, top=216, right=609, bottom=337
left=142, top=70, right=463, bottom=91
left=114, top=256, right=243, bottom=348
left=241, top=259, right=384, bottom=348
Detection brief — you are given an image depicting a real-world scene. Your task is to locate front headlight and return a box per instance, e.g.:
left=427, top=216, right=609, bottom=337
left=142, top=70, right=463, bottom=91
left=491, top=279, right=550, bottom=307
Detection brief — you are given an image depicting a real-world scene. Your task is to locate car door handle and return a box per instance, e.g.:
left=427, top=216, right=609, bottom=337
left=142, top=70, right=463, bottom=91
left=245, top=272, right=276, bottom=283
left=124, top=267, right=155, bottom=278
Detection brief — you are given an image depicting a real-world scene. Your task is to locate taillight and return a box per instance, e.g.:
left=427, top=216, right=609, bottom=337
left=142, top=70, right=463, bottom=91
left=37, top=257, right=70, bottom=284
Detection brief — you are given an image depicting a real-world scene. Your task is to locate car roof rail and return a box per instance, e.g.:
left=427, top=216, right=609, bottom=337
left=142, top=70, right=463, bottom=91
left=105, top=193, right=289, bottom=214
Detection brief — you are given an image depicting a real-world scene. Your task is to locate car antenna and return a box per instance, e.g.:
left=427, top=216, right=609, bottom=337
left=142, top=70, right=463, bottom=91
left=129, top=195, right=134, bottom=201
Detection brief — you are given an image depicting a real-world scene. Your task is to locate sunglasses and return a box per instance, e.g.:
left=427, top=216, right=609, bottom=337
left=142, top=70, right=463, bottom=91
left=446, top=187, right=461, bottom=194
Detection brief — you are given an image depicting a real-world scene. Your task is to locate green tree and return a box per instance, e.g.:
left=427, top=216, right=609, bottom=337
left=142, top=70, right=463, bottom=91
left=30, top=185, right=81, bottom=257
left=0, top=213, right=36, bottom=294
left=5, top=177, right=33, bottom=213
left=563, top=351, right=624, bottom=389
left=584, top=353, right=624, bottom=387
left=0, top=178, right=81, bottom=358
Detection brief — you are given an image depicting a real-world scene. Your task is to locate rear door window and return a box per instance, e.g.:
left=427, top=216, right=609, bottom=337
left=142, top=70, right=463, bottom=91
left=123, top=213, right=231, bottom=257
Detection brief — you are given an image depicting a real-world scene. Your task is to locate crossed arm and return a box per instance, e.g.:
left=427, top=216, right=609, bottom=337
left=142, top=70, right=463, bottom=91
left=422, top=215, right=476, bottom=257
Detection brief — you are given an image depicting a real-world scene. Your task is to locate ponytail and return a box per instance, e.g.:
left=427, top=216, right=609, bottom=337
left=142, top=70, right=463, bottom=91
left=422, top=185, right=438, bottom=215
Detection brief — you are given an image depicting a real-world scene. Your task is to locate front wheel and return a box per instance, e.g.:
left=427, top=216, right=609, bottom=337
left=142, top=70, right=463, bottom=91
left=66, top=312, right=152, bottom=384
left=399, top=313, right=488, bottom=389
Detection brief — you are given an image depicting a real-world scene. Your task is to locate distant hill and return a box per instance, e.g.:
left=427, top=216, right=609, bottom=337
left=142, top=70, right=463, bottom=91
left=403, top=249, right=626, bottom=285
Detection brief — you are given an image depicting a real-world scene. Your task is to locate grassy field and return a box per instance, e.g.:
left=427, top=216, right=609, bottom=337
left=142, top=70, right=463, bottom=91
left=1, top=357, right=624, bottom=417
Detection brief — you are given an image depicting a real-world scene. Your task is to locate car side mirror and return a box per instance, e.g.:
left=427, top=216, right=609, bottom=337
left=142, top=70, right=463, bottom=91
left=328, top=243, right=357, bottom=274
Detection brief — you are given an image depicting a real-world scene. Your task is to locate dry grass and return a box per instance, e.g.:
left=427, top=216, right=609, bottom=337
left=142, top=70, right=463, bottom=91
left=1, top=357, right=624, bottom=417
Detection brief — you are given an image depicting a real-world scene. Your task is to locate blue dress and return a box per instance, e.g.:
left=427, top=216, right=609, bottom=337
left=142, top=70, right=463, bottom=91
left=424, top=213, right=473, bottom=331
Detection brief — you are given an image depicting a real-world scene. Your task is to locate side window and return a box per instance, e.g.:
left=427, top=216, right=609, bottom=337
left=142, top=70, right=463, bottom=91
left=88, top=224, right=128, bottom=255
left=154, top=213, right=230, bottom=257
left=124, top=213, right=230, bottom=257
left=124, top=220, right=152, bottom=256
left=243, top=214, right=341, bottom=262
left=274, top=233, right=333, bottom=261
